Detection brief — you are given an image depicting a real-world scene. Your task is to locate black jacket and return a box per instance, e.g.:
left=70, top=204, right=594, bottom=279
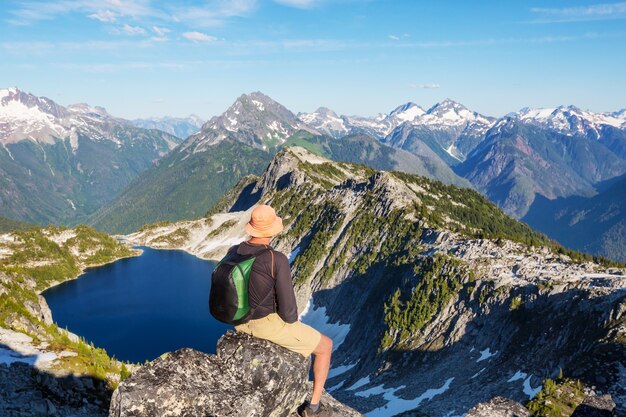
left=228, top=241, right=298, bottom=323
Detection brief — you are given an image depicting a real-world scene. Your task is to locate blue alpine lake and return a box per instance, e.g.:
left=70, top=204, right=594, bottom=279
left=43, top=246, right=231, bottom=363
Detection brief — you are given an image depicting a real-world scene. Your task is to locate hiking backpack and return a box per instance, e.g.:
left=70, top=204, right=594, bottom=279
left=209, top=247, right=274, bottom=325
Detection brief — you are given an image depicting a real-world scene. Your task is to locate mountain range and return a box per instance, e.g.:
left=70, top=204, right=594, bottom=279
left=88, top=92, right=470, bottom=234
left=300, top=100, right=626, bottom=260
left=1, top=86, right=625, bottom=261
left=0, top=87, right=182, bottom=225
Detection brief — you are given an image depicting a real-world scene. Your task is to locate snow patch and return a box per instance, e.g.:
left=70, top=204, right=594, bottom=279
left=287, top=246, right=300, bottom=263
left=300, top=304, right=350, bottom=352
left=394, top=105, right=424, bottom=122
left=476, top=348, right=497, bottom=362
left=251, top=99, right=265, bottom=111
left=66, top=199, right=76, bottom=210
left=508, top=370, right=527, bottom=382
left=328, top=362, right=357, bottom=379
left=523, top=376, right=542, bottom=399
left=364, top=377, right=455, bottom=417
left=2, top=144, right=14, bottom=160
left=346, top=376, right=370, bottom=391
left=443, top=144, right=463, bottom=161
left=0, top=327, right=58, bottom=368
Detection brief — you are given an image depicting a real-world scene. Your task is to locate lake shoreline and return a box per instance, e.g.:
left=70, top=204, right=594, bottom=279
left=37, top=247, right=143, bottom=295
left=43, top=246, right=226, bottom=363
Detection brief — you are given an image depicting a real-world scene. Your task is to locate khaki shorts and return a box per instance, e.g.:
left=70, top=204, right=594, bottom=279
left=235, top=313, right=322, bottom=358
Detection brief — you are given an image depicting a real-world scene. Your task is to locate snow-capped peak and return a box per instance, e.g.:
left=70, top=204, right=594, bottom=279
left=389, top=102, right=425, bottom=122
left=611, top=108, right=626, bottom=121
left=298, top=107, right=348, bottom=138
left=0, top=87, right=71, bottom=145
left=514, top=105, right=624, bottom=134
left=67, top=103, right=110, bottom=118
left=184, top=91, right=307, bottom=152
left=0, top=87, right=167, bottom=152
left=0, top=87, right=19, bottom=100
left=419, top=99, right=493, bottom=127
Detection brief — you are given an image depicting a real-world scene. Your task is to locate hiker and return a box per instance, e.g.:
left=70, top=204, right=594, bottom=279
left=222, top=204, right=334, bottom=416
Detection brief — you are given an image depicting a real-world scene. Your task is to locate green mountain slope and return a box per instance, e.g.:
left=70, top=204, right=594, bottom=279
left=0, top=88, right=182, bottom=226
left=523, top=174, right=626, bottom=262
left=284, top=132, right=471, bottom=188
left=0, top=216, right=36, bottom=233
left=90, top=93, right=470, bottom=234
left=457, top=118, right=626, bottom=218
left=88, top=138, right=272, bottom=234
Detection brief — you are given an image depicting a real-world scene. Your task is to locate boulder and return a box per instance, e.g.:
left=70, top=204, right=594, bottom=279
left=465, top=396, right=531, bottom=417
left=571, top=395, right=616, bottom=417
left=109, top=331, right=363, bottom=417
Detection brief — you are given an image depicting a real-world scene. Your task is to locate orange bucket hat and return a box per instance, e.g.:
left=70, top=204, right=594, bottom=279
left=245, top=204, right=284, bottom=238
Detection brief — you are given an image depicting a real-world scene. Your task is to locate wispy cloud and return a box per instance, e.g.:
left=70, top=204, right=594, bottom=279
left=3, top=31, right=625, bottom=57
left=150, top=25, right=170, bottom=42
left=152, top=26, right=170, bottom=37
left=530, top=2, right=626, bottom=23
left=88, top=10, right=116, bottom=23
left=7, top=0, right=159, bottom=25
left=1, top=39, right=155, bottom=54
left=273, top=0, right=323, bottom=9
left=118, top=24, right=146, bottom=36
left=408, top=83, right=440, bottom=89
left=182, top=31, right=218, bottom=43
left=388, top=33, right=409, bottom=41
left=171, top=0, right=257, bottom=27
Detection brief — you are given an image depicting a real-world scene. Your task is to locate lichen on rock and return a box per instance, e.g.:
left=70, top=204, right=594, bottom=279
left=109, top=331, right=362, bottom=417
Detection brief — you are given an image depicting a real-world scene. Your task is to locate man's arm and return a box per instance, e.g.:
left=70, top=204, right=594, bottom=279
left=273, top=251, right=298, bottom=323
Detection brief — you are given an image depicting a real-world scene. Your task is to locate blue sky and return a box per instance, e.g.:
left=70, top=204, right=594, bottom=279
left=1, top=0, right=625, bottom=119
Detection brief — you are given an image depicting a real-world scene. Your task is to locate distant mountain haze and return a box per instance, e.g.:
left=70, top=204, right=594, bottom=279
left=132, top=115, right=204, bottom=140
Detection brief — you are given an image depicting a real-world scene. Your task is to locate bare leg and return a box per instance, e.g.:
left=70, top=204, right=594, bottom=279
left=311, top=334, right=333, bottom=405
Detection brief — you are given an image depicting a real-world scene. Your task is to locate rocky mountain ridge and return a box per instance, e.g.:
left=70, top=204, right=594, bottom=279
left=89, top=93, right=471, bottom=234
left=299, top=98, right=494, bottom=144
left=127, top=146, right=626, bottom=416
left=0, top=87, right=183, bottom=226
left=0, top=87, right=180, bottom=152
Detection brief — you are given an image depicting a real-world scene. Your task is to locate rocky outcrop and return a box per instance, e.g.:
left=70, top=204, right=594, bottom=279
left=571, top=395, right=617, bottom=417
left=0, top=361, right=110, bottom=417
left=465, top=393, right=618, bottom=417
left=465, top=396, right=531, bottom=417
left=109, top=331, right=362, bottom=417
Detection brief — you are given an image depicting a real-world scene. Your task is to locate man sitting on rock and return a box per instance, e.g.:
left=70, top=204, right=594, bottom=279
left=232, top=204, right=334, bottom=417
